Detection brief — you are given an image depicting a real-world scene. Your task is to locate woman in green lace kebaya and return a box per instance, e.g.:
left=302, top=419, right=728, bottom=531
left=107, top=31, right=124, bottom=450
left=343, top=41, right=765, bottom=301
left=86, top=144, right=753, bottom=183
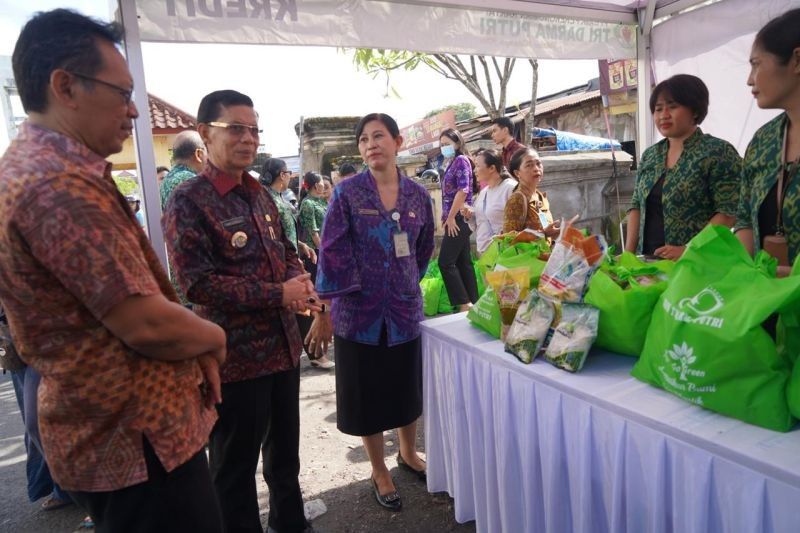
left=259, top=157, right=316, bottom=262
left=297, top=171, right=335, bottom=369
left=735, top=8, right=800, bottom=275
left=299, top=172, right=328, bottom=250
left=625, top=74, right=742, bottom=260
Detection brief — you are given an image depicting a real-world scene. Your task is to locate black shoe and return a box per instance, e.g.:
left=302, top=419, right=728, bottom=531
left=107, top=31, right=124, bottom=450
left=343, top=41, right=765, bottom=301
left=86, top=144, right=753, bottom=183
left=371, top=476, right=402, bottom=512
left=267, top=524, right=317, bottom=533
left=396, top=452, right=427, bottom=483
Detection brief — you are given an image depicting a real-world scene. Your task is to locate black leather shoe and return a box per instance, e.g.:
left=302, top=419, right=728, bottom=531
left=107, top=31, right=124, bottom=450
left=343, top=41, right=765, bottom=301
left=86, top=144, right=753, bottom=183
left=371, top=476, right=402, bottom=512
left=396, top=452, right=427, bottom=483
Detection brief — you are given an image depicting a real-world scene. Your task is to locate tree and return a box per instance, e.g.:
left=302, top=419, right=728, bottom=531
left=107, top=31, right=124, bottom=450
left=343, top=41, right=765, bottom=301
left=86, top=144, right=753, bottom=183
left=351, top=49, right=538, bottom=124
left=113, top=175, right=138, bottom=196
left=424, top=103, right=477, bottom=122
left=525, top=59, right=539, bottom=147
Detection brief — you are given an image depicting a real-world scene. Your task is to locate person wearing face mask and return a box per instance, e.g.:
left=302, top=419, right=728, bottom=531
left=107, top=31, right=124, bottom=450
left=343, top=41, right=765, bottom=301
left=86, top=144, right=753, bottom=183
left=503, top=147, right=561, bottom=240
left=735, top=8, right=800, bottom=275
left=437, top=127, right=479, bottom=312
left=625, top=74, right=742, bottom=260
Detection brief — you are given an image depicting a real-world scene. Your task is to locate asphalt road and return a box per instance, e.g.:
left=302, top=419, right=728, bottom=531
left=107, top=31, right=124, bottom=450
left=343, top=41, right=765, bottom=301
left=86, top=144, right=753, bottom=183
left=0, top=372, right=87, bottom=532
left=0, top=357, right=475, bottom=533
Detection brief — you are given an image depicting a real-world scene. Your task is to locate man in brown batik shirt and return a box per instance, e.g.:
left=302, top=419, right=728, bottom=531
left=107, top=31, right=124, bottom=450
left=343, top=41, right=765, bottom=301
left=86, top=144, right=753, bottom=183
left=0, top=10, right=226, bottom=532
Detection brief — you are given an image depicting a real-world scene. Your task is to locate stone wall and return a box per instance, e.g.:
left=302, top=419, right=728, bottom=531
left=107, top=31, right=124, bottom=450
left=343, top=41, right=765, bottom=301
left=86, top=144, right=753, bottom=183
left=420, top=150, right=634, bottom=256
left=297, top=117, right=361, bottom=176
left=538, top=150, right=635, bottom=249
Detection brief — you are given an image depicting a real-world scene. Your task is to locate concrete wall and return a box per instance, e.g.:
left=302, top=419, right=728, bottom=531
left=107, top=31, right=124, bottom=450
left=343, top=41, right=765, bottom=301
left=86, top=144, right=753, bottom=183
left=538, top=150, right=635, bottom=249
left=536, top=100, right=636, bottom=144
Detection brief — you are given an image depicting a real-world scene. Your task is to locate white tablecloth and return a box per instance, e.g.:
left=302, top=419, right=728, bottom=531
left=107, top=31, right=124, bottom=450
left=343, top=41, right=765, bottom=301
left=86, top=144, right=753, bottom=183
left=422, top=313, right=800, bottom=533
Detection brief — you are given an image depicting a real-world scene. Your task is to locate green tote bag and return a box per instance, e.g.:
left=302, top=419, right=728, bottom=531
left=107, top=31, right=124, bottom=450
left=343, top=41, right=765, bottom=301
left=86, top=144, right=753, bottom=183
left=585, top=253, right=674, bottom=356
left=631, top=225, right=800, bottom=432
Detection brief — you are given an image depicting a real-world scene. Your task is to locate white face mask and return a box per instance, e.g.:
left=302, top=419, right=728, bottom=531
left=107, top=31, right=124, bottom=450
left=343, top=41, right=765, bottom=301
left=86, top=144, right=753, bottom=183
left=441, top=144, right=456, bottom=159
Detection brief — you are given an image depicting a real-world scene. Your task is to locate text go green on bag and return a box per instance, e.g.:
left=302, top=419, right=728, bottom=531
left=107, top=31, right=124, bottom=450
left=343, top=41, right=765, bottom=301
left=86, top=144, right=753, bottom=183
left=631, top=225, right=800, bottom=431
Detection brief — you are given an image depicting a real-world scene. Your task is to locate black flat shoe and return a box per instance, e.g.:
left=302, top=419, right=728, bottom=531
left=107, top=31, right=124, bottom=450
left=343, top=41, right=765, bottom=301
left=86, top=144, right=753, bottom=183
left=371, top=476, right=402, bottom=512
left=396, top=452, right=427, bottom=483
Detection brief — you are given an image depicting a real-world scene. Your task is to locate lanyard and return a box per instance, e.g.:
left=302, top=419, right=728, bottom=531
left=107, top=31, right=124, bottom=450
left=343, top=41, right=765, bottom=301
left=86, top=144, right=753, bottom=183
left=776, top=122, right=800, bottom=234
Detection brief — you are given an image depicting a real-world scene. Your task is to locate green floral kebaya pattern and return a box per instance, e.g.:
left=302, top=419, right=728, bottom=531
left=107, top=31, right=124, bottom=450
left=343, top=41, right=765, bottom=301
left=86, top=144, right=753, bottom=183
left=159, top=163, right=199, bottom=304
left=735, top=114, right=800, bottom=263
left=159, top=164, right=197, bottom=209
left=631, top=128, right=741, bottom=253
left=298, top=194, right=328, bottom=249
left=267, top=187, right=298, bottom=251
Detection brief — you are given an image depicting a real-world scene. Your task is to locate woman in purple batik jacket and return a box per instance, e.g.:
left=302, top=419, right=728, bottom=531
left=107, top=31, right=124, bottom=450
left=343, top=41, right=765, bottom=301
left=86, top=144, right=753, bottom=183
left=307, top=113, right=435, bottom=512
left=437, top=128, right=479, bottom=312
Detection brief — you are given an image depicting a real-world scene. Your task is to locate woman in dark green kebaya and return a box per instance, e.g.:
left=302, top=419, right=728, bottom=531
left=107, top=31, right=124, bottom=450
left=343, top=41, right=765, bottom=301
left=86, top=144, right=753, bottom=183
left=625, top=74, right=742, bottom=260
left=735, top=8, right=800, bottom=274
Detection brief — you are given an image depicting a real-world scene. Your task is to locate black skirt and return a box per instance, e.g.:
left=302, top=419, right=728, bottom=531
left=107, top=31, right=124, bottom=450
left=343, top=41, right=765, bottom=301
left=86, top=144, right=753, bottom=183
left=334, top=329, right=422, bottom=436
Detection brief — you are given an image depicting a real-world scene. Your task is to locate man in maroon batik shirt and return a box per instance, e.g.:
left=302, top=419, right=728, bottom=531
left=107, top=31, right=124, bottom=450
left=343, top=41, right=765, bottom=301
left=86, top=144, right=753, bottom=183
left=491, top=115, right=526, bottom=170
left=163, top=90, right=319, bottom=533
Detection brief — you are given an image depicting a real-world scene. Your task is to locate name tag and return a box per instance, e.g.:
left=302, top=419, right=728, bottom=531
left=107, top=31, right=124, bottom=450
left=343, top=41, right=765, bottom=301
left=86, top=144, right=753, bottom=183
left=221, top=216, right=246, bottom=228
left=393, top=232, right=410, bottom=258
left=538, top=212, right=550, bottom=229
left=358, top=208, right=380, bottom=216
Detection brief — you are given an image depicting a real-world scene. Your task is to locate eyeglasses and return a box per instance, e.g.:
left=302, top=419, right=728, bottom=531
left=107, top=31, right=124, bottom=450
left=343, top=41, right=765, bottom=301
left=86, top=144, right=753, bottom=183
left=207, top=121, right=262, bottom=137
left=68, top=71, right=133, bottom=105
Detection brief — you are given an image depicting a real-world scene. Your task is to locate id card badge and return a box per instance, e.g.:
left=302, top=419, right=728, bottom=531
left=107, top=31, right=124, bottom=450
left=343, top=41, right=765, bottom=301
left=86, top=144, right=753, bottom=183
left=393, top=232, right=411, bottom=258
left=538, top=212, right=550, bottom=229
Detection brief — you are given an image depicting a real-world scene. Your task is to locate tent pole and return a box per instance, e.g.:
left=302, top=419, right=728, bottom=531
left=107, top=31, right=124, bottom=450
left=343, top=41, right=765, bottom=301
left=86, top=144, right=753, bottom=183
left=118, top=0, right=168, bottom=271
left=636, top=0, right=656, bottom=158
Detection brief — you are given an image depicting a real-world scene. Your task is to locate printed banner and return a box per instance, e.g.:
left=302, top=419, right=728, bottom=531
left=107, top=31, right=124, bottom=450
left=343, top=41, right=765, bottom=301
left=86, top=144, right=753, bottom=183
left=135, top=1, right=637, bottom=60
left=598, top=59, right=638, bottom=95
left=400, top=110, right=456, bottom=155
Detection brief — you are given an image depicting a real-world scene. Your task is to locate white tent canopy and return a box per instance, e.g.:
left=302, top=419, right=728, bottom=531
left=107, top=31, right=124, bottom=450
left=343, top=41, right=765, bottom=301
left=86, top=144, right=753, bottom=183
left=121, top=0, right=800, bottom=268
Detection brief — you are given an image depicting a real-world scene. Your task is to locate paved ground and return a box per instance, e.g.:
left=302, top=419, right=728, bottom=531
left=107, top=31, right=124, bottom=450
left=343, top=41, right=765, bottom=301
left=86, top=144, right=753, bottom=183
left=0, top=354, right=476, bottom=533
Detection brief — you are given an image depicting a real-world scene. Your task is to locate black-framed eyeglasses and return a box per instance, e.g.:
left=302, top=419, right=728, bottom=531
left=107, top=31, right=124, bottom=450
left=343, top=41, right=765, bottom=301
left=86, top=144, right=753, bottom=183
left=68, top=71, right=133, bottom=105
left=207, top=121, right=262, bottom=137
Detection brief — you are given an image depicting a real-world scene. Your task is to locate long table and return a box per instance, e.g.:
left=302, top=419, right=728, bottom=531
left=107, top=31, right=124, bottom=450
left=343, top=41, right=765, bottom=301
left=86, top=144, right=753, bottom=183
left=422, top=313, right=800, bottom=533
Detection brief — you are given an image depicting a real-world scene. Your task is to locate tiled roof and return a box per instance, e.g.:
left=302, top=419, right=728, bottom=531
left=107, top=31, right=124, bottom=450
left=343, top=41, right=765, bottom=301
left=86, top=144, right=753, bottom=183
left=147, top=93, right=196, bottom=131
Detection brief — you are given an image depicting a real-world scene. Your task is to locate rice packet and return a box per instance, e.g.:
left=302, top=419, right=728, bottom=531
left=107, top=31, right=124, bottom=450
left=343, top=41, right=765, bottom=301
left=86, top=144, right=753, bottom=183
left=539, top=223, right=607, bottom=303
left=543, top=303, right=599, bottom=372
left=504, top=290, right=555, bottom=364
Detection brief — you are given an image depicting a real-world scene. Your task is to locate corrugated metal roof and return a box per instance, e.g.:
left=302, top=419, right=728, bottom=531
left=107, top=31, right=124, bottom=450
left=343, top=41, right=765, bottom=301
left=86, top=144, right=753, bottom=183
left=147, top=93, right=196, bottom=131
left=456, top=87, right=604, bottom=143
left=535, top=89, right=601, bottom=115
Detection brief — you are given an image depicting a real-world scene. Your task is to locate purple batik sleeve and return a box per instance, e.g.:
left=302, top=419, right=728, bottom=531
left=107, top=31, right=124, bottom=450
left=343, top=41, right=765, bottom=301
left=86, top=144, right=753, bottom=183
left=316, top=189, right=362, bottom=298
left=453, top=155, right=472, bottom=194
left=417, top=194, right=435, bottom=280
